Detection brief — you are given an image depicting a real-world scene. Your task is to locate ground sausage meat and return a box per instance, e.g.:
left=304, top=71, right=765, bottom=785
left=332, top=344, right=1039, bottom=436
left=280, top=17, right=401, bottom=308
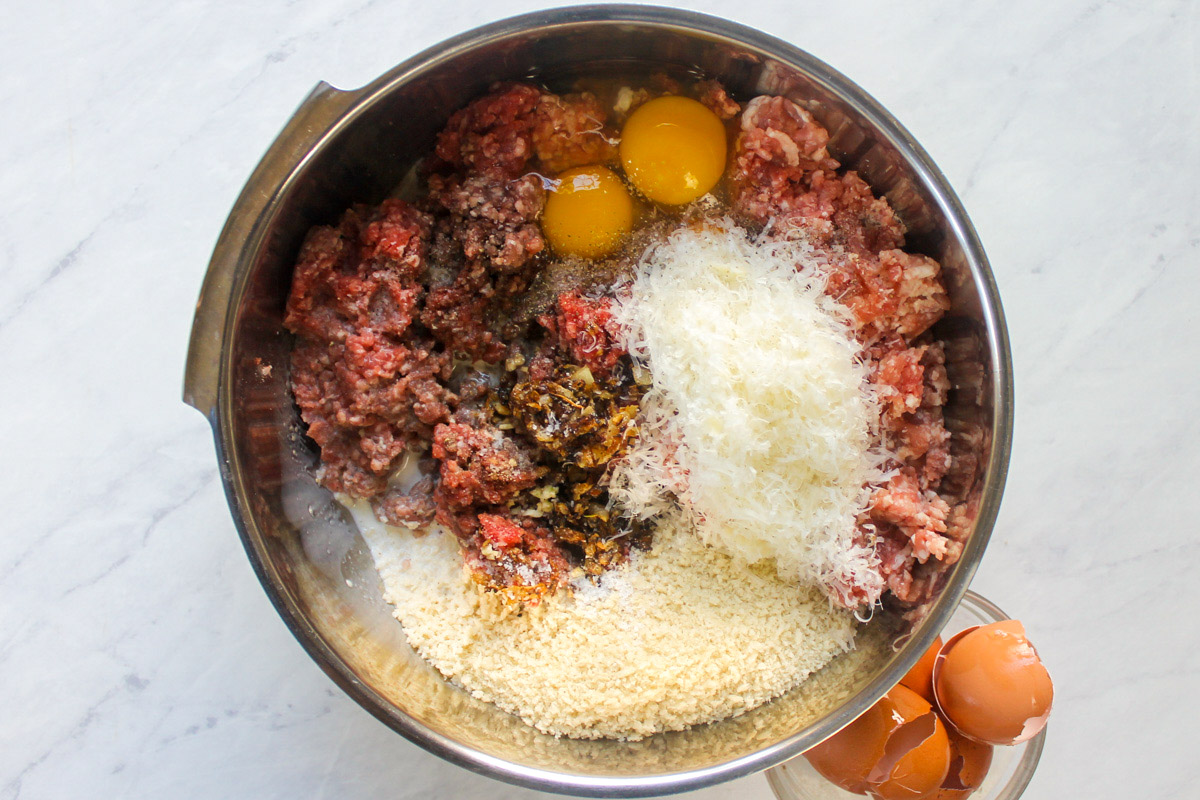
left=532, top=92, right=617, bottom=173
left=730, top=96, right=838, bottom=226
left=732, top=96, right=907, bottom=256
left=823, top=250, right=951, bottom=343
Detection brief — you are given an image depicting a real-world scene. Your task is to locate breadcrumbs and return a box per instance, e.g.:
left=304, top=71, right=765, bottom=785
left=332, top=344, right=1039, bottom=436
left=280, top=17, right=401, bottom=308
left=350, top=500, right=855, bottom=740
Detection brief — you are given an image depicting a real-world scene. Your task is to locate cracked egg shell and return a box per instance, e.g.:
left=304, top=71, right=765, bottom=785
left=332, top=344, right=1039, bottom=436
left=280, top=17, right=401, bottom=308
left=805, top=684, right=950, bottom=797
left=933, top=620, right=1053, bottom=746
left=865, top=685, right=951, bottom=800
left=930, top=727, right=994, bottom=798
left=804, top=698, right=894, bottom=794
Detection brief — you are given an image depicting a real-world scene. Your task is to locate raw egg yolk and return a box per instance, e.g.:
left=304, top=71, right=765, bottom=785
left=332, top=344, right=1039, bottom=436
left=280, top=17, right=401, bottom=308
left=541, top=165, right=634, bottom=259
left=619, top=96, right=727, bottom=205
left=933, top=620, right=1054, bottom=746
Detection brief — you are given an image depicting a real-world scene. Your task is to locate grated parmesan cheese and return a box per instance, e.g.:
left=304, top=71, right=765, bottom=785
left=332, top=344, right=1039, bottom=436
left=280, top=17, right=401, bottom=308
left=609, top=220, right=886, bottom=601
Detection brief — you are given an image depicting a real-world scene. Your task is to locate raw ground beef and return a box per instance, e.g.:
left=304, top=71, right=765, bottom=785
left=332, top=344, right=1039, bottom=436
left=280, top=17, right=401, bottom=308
left=420, top=257, right=507, bottom=362
left=537, top=290, right=627, bottom=378
left=287, top=82, right=644, bottom=604
left=696, top=79, right=741, bottom=120
left=427, top=173, right=545, bottom=271
left=287, top=80, right=971, bottom=612
left=432, top=420, right=540, bottom=514
left=371, top=473, right=437, bottom=529
left=433, top=83, right=542, bottom=178
left=284, top=200, right=454, bottom=497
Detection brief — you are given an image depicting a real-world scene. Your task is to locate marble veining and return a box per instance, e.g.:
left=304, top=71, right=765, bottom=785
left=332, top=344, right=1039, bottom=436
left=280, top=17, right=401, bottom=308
left=1, top=0, right=1197, bottom=798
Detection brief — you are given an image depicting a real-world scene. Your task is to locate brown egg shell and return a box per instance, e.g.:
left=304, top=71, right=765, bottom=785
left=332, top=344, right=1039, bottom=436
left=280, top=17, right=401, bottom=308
left=944, top=727, right=993, bottom=791
left=932, top=621, right=1053, bottom=746
left=806, top=684, right=947, bottom=797
left=866, top=704, right=952, bottom=800
left=924, top=717, right=994, bottom=799
left=929, top=790, right=974, bottom=800
left=899, top=634, right=944, bottom=703
left=804, top=702, right=891, bottom=794
left=930, top=626, right=976, bottom=729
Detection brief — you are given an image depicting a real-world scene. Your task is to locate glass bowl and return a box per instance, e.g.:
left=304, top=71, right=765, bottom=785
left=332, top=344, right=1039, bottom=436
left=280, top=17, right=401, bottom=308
left=766, top=591, right=1046, bottom=800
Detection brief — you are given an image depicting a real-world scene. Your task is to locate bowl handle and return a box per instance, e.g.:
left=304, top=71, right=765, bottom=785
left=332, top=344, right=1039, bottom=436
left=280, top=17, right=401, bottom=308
left=182, top=81, right=360, bottom=422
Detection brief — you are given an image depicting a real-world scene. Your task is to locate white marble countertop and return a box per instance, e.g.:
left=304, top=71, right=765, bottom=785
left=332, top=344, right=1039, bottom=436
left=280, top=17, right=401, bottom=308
left=2, top=0, right=1197, bottom=797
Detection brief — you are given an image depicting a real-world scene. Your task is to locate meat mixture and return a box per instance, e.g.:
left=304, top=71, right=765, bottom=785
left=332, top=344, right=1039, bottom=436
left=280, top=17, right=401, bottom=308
left=284, top=77, right=968, bottom=612
left=730, top=95, right=961, bottom=609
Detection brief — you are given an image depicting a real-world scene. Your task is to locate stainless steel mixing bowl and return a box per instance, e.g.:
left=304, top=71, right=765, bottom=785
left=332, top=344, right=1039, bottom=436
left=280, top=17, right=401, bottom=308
left=183, top=5, right=1012, bottom=796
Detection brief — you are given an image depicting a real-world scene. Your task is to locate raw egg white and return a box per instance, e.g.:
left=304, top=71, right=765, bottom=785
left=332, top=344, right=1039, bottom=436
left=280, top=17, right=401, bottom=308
left=933, top=620, right=1054, bottom=746
left=619, top=96, right=727, bottom=205
left=541, top=165, right=634, bottom=259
